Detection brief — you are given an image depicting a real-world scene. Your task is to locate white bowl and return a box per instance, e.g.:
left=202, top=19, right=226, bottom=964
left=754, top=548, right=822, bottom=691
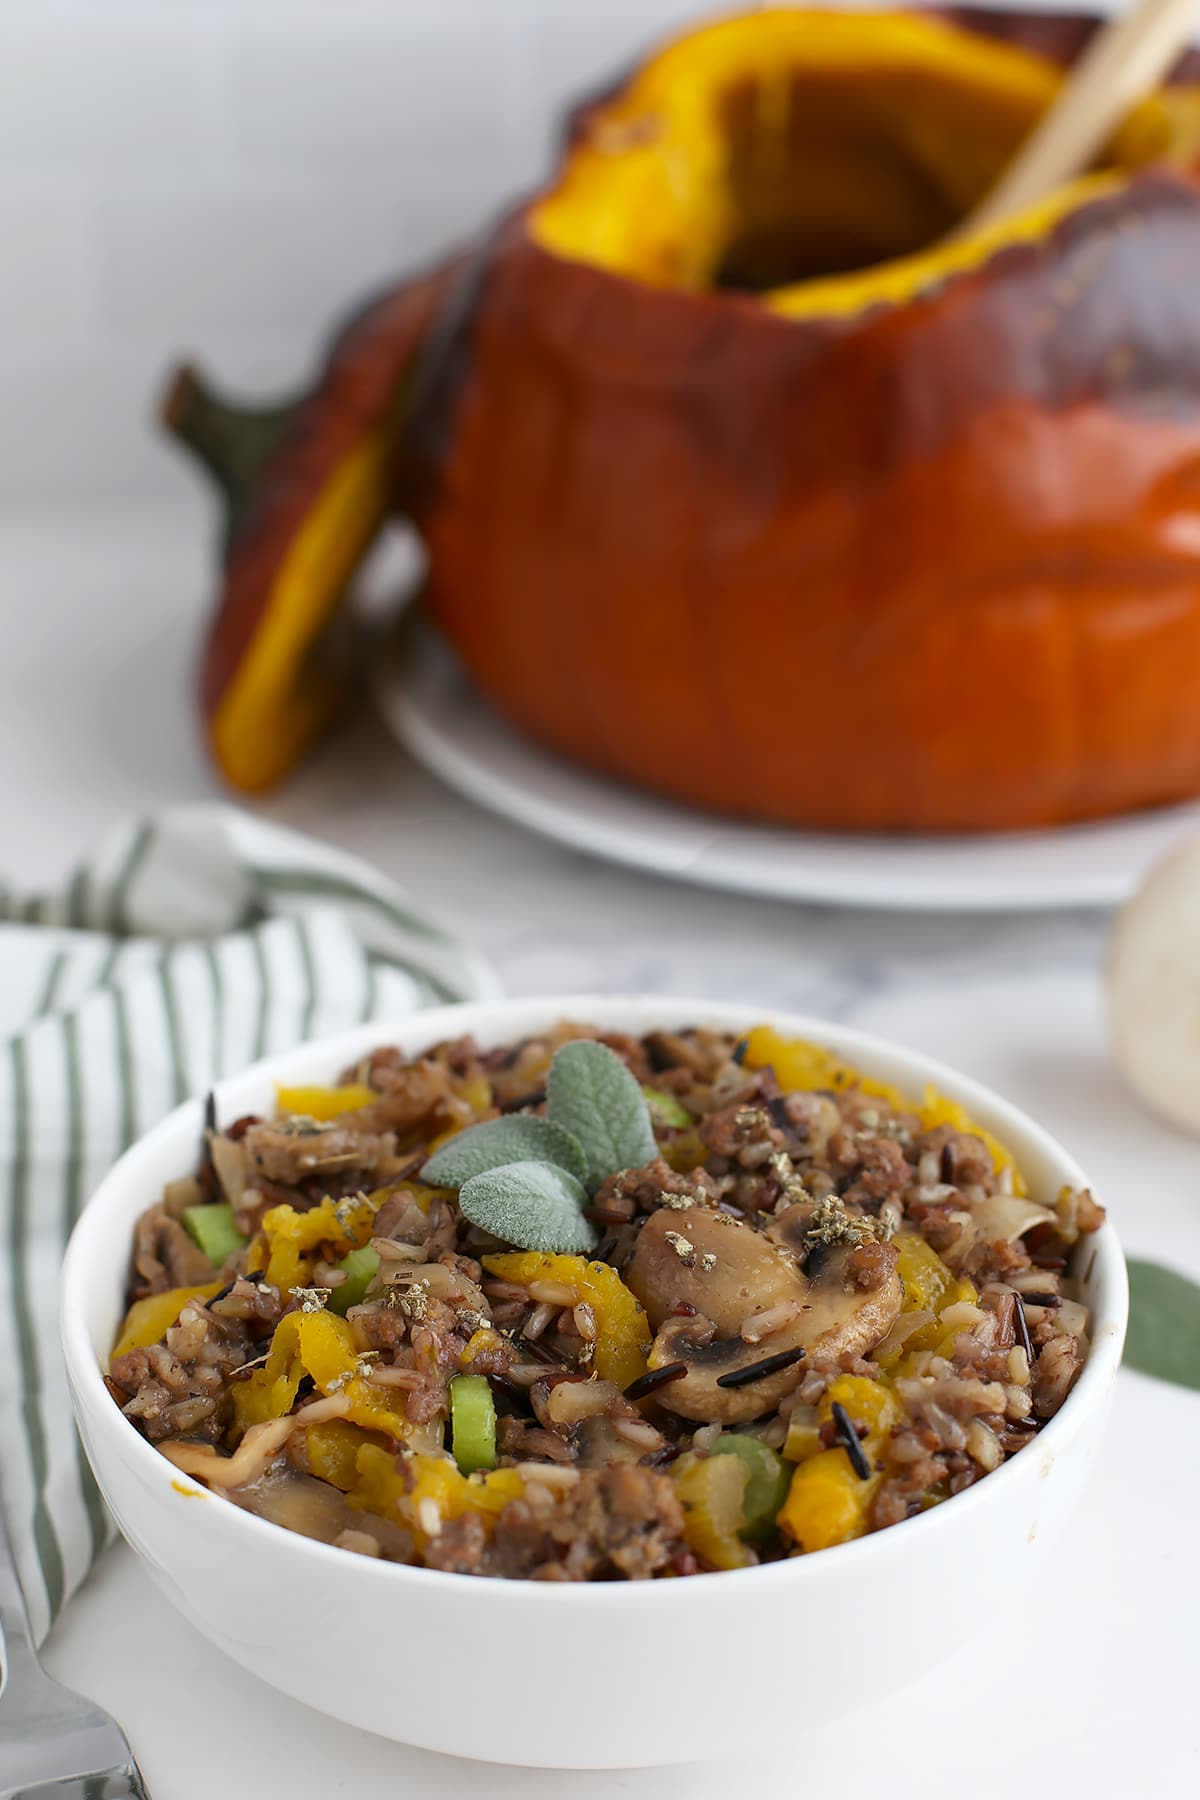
left=61, top=997, right=1127, bottom=1768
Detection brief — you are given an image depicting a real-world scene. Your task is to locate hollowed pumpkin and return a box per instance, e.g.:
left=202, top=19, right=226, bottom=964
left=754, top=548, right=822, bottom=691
left=173, top=7, right=1200, bottom=830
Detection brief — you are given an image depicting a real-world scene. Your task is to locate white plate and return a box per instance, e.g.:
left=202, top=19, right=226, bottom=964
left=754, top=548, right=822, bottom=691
left=375, top=625, right=1200, bottom=912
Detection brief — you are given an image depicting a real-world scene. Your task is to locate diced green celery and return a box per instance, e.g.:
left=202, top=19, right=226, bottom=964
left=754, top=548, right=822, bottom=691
left=182, top=1202, right=247, bottom=1266
left=327, top=1245, right=381, bottom=1316
left=449, top=1374, right=497, bottom=1474
left=642, top=1086, right=693, bottom=1129
left=710, top=1435, right=791, bottom=1539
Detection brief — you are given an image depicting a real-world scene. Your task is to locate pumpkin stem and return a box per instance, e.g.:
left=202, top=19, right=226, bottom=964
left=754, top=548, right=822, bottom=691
left=160, top=364, right=302, bottom=547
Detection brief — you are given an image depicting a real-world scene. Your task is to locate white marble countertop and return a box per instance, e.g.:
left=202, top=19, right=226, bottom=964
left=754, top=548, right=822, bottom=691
left=4, top=504, right=1198, bottom=1795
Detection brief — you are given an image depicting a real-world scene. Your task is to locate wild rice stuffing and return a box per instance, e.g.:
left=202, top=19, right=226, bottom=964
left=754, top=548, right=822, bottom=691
left=107, top=1023, right=1104, bottom=1579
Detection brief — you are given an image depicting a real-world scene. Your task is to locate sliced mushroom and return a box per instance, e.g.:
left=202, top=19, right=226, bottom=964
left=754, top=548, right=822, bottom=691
left=225, top=1462, right=415, bottom=1561
left=765, top=1202, right=816, bottom=1260
left=625, top=1209, right=902, bottom=1424
left=939, top=1193, right=1057, bottom=1270
left=630, top=1207, right=803, bottom=1331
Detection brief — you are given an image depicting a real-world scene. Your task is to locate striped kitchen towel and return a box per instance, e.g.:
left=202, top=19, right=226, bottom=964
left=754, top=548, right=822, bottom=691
left=0, top=804, right=499, bottom=1642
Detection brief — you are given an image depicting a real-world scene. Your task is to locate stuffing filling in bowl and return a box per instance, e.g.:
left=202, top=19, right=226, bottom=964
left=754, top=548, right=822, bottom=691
left=106, top=1023, right=1104, bottom=1579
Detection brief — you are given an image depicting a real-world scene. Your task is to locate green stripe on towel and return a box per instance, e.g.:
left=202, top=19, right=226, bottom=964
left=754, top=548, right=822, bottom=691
left=0, top=803, right=494, bottom=1641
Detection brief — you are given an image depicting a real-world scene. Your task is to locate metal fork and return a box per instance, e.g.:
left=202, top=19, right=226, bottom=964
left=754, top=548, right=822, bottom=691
left=0, top=1505, right=149, bottom=1799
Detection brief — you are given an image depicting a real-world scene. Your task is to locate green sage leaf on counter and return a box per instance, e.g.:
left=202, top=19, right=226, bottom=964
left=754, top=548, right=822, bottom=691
left=422, top=1114, right=587, bottom=1189
left=458, top=1160, right=597, bottom=1256
left=548, top=1039, right=658, bottom=1192
left=1124, top=1258, right=1200, bottom=1392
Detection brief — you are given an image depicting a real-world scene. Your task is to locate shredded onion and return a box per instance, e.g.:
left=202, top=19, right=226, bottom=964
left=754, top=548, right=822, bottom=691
left=208, top=1132, right=248, bottom=1209
left=943, top=1193, right=1056, bottom=1268
left=160, top=1392, right=350, bottom=1489
left=163, top=1175, right=205, bottom=1219
left=873, top=1310, right=934, bottom=1362
left=371, top=1236, right=428, bottom=1263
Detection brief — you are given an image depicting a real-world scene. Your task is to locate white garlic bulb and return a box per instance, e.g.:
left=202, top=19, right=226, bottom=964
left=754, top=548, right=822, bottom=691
left=1108, top=835, right=1200, bottom=1134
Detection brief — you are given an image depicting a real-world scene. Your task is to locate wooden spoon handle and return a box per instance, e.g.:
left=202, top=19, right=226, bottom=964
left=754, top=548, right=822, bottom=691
left=964, top=0, right=1200, bottom=235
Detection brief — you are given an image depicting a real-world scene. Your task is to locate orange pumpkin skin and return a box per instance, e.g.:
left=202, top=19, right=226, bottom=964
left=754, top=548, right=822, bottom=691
left=412, top=166, right=1200, bottom=834
left=172, top=6, right=1200, bottom=825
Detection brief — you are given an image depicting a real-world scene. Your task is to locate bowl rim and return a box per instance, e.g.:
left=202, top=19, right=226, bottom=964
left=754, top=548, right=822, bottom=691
left=61, top=993, right=1128, bottom=1604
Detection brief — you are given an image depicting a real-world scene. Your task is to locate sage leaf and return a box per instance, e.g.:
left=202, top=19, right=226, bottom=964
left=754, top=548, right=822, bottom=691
left=547, top=1040, right=657, bottom=1191
left=458, top=1160, right=597, bottom=1255
left=1124, top=1257, right=1200, bottom=1392
left=422, top=1114, right=586, bottom=1188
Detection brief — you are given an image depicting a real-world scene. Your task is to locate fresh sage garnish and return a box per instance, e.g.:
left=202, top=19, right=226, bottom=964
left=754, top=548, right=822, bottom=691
left=547, top=1040, right=657, bottom=1193
left=459, top=1161, right=596, bottom=1254
left=1124, top=1257, right=1200, bottom=1392
left=420, top=1038, right=657, bottom=1253
left=422, top=1113, right=586, bottom=1188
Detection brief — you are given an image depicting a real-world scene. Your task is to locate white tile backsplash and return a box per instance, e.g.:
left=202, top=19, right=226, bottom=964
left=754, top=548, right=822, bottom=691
left=0, top=0, right=1124, bottom=505
left=0, top=17, right=226, bottom=170
left=94, top=178, right=480, bottom=336
left=0, top=181, right=97, bottom=345
left=228, top=13, right=521, bottom=170
left=0, top=355, right=182, bottom=505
